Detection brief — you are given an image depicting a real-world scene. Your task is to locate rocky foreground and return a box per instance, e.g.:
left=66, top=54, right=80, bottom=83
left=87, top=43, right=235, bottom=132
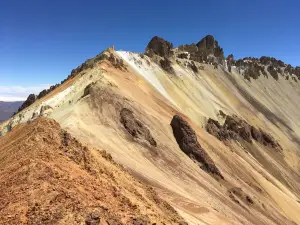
left=0, top=117, right=185, bottom=224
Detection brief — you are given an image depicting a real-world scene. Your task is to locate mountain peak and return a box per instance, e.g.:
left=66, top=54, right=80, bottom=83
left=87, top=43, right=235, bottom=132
left=196, top=35, right=224, bottom=58
left=145, top=36, right=173, bottom=58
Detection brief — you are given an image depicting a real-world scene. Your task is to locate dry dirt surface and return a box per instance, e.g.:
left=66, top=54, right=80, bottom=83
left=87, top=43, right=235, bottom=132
left=0, top=117, right=185, bottom=225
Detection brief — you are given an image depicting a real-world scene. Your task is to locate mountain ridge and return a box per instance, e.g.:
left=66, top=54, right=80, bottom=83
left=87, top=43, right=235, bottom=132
left=12, top=35, right=300, bottom=116
left=1, top=36, right=300, bottom=224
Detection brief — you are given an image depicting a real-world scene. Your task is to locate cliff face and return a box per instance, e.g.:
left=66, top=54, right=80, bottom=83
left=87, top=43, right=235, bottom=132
left=146, top=36, right=174, bottom=58
left=2, top=36, right=300, bottom=224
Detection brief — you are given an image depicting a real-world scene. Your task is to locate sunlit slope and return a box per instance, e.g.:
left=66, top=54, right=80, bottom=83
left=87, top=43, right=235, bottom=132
left=117, top=51, right=300, bottom=151
left=1, top=48, right=300, bottom=224
left=48, top=51, right=300, bottom=224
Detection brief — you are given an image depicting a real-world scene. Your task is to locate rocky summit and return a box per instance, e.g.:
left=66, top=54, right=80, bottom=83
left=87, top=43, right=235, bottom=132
left=146, top=36, right=174, bottom=58
left=1, top=34, right=300, bottom=225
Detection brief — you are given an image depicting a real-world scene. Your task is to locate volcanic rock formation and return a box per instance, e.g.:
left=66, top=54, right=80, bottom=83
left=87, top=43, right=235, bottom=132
left=120, top=108, right=157, bottom=147
left=206, top=114, right=281, bottom=150
left=18, top=94, right=36, bottom=112
left=146, top=36, right=173, bottom=58
left=196, top=35, right=224, bottom=58
left=171, top=115, right=224, bottom=179
left=176, top=35, right=224, bottom=65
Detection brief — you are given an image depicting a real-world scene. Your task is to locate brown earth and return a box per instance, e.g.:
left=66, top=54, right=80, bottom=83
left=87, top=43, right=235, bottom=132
left=0, top=117, right=185, bottom=225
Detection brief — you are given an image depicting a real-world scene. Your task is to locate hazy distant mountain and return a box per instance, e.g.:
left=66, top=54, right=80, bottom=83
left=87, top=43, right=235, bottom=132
left=0, top=101, right=23, bottom=122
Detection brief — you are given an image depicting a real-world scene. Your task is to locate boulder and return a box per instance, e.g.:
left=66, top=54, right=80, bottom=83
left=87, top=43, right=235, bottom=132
left=171, top=115, right=223, bottom=179
left=120, top=108, right=157, bottom=147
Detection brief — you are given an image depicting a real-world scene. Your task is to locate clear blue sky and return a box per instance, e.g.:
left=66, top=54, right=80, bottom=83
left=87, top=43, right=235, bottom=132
left=0, top=0, right=299, bottom=100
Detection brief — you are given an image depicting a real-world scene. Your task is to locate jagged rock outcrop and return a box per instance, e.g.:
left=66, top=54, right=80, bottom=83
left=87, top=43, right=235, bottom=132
left=37, top=84, right=60, bottom=99
left=224, top=116, right=253, bottom=143
left=18, top=94, right=37, bottom=112
left=188, top=61, right=199, bottom=73
left=206, top=115, right=282, bottom=150
left=251, top=126, right=281, bottom=149
left=196, top=35, right=224, bottom=58
left=146, top=36, right=173, bottom=58
left=268, top=65, right=279, bottom=80
left=226, top=54, right=234, bottom=62
left=108, top=53, right=127, bottom=70
left=171, top=115, right=224, bottom=179
left=226, top=54, right=235, bottom=72
left=232, top=56, right=300, bottom=82
left=144, top=34, right=300, bottom=83
left=120, top=108, right=157, bottom=147
left=178, top=44, right=198, bottom=54
left=17, top=84, right=61, bottom=113
left=206, top=118, right=238, bottom=141
left=177, top=35, right=224, bottom=65
left=259, top=56, right=285, bottom=67
left=160, top=57, right=174, bottom=74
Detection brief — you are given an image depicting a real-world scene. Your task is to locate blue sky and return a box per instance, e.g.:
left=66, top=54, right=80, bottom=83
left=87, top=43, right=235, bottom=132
left=0, top=0, right=299, bottom=100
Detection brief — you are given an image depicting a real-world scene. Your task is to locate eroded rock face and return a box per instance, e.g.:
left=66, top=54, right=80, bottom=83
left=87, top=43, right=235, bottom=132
left=206, top=114, right=281, bottom=150
left=120, top=108, right=157, bottom=147
left=224, top=116, right=252, bottom=143
left=170, top=115, right=224, bottom=179
left=196, top=35, right=224, bottom=58
left=18, top=94, right=37, bottom=112
left=108, top=53, right=127, bottom=71
left=146, top=36, right=173, bottom=58
left=160, top=57, right=174, bottom=74
left=259, top=129, right=281, bottom=149
left=206, top=118, right=238, bottom=141
left=176, top=35, right=224, bottom=64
